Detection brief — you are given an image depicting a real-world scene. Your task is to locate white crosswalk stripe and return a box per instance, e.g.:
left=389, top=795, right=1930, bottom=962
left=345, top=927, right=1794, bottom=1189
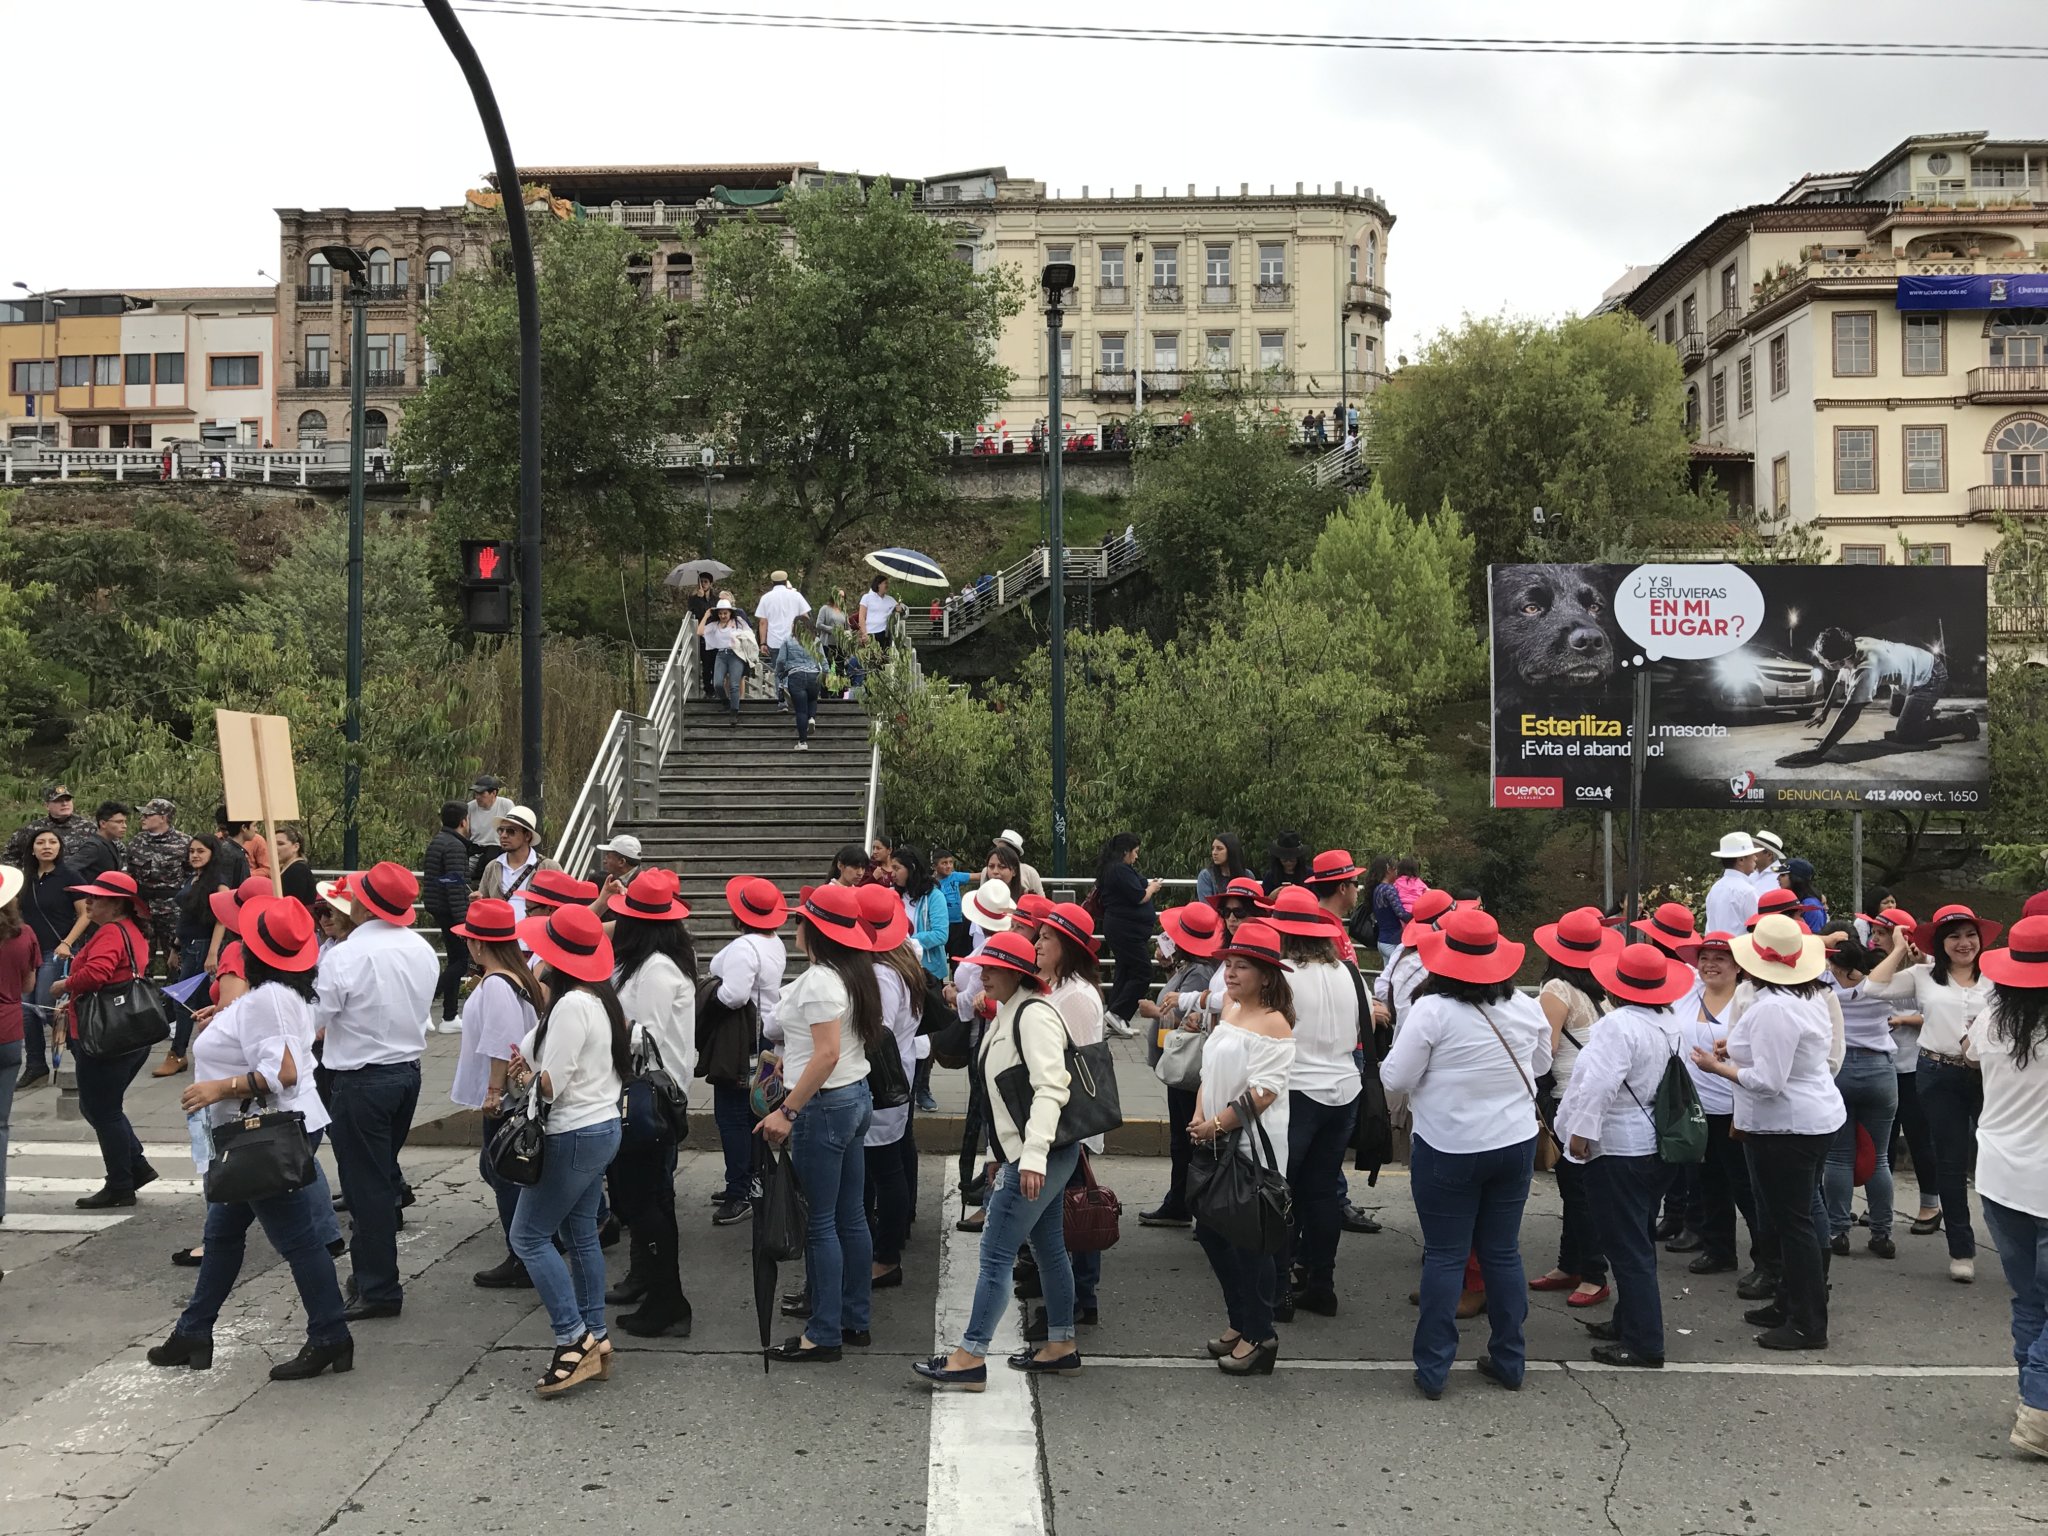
left=0, top=1140, right=192, bottom=1238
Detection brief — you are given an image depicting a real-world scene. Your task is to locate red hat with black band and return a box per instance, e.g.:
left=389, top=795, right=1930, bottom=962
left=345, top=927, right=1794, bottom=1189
left=614, top=868, right=690, bottom=922
left=1012, top=893, right=1056, bottom=934
left=1982, top=915, right=2048, bottom=988
left=527, top=868, right=600, bottom=912
left=1305, top=849, right=1363, bottom=886
left=1262, top=884, right=1343, bottom=939
left=69, top=868, right=152, bottom=924
left=856, top=884, right=912, bottom=950
left=517, top=903, right=615, bottom=984
left=241, top=895, right=320, bottom=973
left=1859, top=905, right=1917, bottom=936
left=2024, top=891, right=2048, bottom=922
left=1040, top=901, right=1099, bottom=958
left=1632, top=901, right=1700, bottom=956
left=209, top=874, right=277, bottom=935
left=1418, top=908, right=1525, bottom=986
left=1534, top=906, right=1623, bottom=969
left=1694, top=929, right=1736, bottom=957
left=1593, top=941, right=1695, bottom=1006
left=1207, top=875, right=1267, bottom=915
left=1911, top=902, right=2002, bottom=955
left=967, top=928, right=1043, bottom=983
left=795, top=883, right=882, bottom=952
left=450, top=898, right=519, bottom=946
left=725, top=876, right=789, bottom=931
left=1747, top=888, right=1801, bottom=929
left=1217, top=917, right=1294, bottom=972
left=1159, top=902, right=1226, bottom=960
left=1400, top=888, right=1459, bottom=948
left=354, top=861, right=420, bottom=927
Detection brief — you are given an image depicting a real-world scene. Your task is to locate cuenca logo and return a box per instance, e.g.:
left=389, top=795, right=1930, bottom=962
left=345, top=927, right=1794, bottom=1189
left=1728, top=770, right=1762, bottom=802
left=1493, top=777, right=1564, bottom=808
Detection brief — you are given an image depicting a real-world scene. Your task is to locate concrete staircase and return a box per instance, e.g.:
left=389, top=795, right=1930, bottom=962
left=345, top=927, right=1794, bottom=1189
left=616, top=695, right=873, bottom=968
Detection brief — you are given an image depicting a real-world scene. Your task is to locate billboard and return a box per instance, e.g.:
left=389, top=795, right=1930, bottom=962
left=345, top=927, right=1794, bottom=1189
left=1488, top=562, right=1988, bottom=811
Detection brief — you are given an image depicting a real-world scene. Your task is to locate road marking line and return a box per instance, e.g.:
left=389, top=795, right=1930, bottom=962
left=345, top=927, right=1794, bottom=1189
left=925, top=1179, right=1047, bottom=1536
left=0, top=1212, right=133, bottom=1233
left=1085, top=1356, right=2013, bottom=1378
left=9, top=1176, right=204, bottom=1196
left=11, top=1142, right=192, bottom=1161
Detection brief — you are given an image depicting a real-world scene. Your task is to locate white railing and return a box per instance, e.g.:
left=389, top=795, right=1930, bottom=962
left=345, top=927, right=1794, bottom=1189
left=1300, top=439, right=1378, bottom=487
left=553, top=619, right=697, bottom=882
left=896, top=537, right=1146, bottom=644
left=0, top=445, right=383, bottom=487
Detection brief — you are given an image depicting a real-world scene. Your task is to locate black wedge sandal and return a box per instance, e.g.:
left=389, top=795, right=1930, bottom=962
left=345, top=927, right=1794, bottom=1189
left=536, top=1332, right=605, bottom=1397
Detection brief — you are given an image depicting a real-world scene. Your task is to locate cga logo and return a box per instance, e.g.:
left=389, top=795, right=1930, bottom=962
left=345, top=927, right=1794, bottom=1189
left=1728, top=770, right=1761, bottom=802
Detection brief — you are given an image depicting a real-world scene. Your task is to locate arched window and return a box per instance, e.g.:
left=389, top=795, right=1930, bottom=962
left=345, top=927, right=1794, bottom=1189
left=952, top=242, right=976, bottom=266
left=665, top=251, right=693, bottom=299
left=1367, top=231, right=1378, bottom=285
left=306, top=252, right=331, bottom=293
left=425, top=249, right=453, bottom=296
left=296, top=409, right=328, bottom=447
left=367, top=248, right=393, bottom=287
left=1989, top=309, right=2047, bottom=368
left=1991, top=416, right=2048, bottom=486
left=363, top=408, right=389, bottom=449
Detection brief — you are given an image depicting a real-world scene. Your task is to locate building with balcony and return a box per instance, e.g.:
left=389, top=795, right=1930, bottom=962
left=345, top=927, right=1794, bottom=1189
left=1, top=287, right=277, bottom=450
left=1618, top=130, right=2048, bottom=568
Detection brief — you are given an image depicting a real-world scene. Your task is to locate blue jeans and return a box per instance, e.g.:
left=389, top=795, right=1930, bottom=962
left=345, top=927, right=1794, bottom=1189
left=479, top=1112, right=521, bottom=1245
left=327, top=1060, right=422, bottom=1306
left=510, top=1120, right=622, bottom=1345
left=962, top=1142, right=1080, bottom=1356
left=175, top=1174, right=351, bottom=1349
left=0, top=1038, right=19, bottom=1221
left=1918, top=1057, right=1982, bottom=1259
left=712, top=1081, right=754, bottom=1201
left=1982, top=1198, right=2048, bottom=1411
left=1587, top=1153, right=1671, bottom=1358
left=712, top=649, right=745, bottom=712
left=1197, top=1215, right=1276, bottom=1343
left=788, top=1081, right=874, bottom=1347
left=1824, top=1047, right=1898, bottom=1241
left=1281, top=1092, right=1356, bottom=1292
left=1409, top=1132, right=1535, bottom=1392
left=787, top=669, right=822, bottom=742
left=23, top=953, right=63, bottom=1074
left=73, top=1043, right=153, bottom=1193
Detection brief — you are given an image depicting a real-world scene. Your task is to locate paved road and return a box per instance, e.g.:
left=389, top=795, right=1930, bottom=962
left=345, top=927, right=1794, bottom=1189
left=2, top=1118, right=2041, bottom=1535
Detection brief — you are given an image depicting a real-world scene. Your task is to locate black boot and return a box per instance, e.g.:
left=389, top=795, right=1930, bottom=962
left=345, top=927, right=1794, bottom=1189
left=146, top=1330, right=213, bottom=1370
left=617, top=1222, right=691, bottom=1336
left=606, top=1234, right=653, bottom=1306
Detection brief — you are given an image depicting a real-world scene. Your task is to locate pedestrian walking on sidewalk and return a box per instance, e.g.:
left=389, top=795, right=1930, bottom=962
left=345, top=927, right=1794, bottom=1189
left=16, top=831, right=84, bottom=1091
left=1030, top=903, right=1109, bottom=1333
left=422, top=803, right=473, bottom=1027
left=52, top=871, right=160, bottom=1208
left=446, top=900, right=542, bottom=1290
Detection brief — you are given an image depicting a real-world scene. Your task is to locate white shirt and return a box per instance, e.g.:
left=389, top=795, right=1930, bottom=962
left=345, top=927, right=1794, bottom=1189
left=1372, top=947, right=1428, bottom=1036
left=1734, top=977, right=1844, bottom=1073
left=617, top=951, right=697, bottom=1087
left=860, top=591, right=898, bottom=635
left=1684, top=986, right=1736, bottom=1116
left=313, top=919, right=438, bottom=1071
left=493, top=847, right=540, bottom=926
left=466, top=796, right=508, bottom=850
left=779, top=964, right=869, bottom=1091
left=710, top=931, right=785, bottom=1040
left=1705, top=869, right=1760, bottom=937
left=451, top=971, right=538, bottom=1109
left=1829, top=973, right=1897, bottom=1056
left=1196, top=1018, right=1295, bottom=1163
left=865, top=965, right=919, bottom=1147
left=1751, top=864, right=1784, bottom=898
left=1971, top=999, right=2048, bottom=1218
left=1380, top=991, right=1552, bottom=1154
left=1555, top=1003, right=1684, bottom=1160
left=191, top=983, right=329, bottom=1135
left=754, top=583, right=812, bottom=647
left=1846, top=638, right=1938, bottom=704
left=702, top=616, right=740, bottom=652
left=1286, top=961, right=1363, bottom=1107
left=520, top=991, right=623, bottom=1135
left=1724, top=990, right=1847, bottom=1136
left=1047, top=975, right=1105, bottom=1152
left=1865, top=963, right=1990, bottom=1061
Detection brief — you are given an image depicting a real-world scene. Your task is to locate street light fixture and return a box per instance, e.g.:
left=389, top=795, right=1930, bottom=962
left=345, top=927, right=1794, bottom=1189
left=1043, top=261, right=1075, bottom=877
left=318, top=245, right=371, bottom=868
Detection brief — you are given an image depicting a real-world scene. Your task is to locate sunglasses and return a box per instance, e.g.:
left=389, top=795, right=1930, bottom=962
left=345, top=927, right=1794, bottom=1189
left=1222, top=903, right=1258, bottom=919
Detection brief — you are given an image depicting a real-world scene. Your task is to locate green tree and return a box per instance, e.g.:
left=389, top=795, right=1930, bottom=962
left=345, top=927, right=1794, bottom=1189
left=1370, top=314, right=1726, bottom=591
left=400, top=213, right=687, bottom=559
left=682, top=180, right=1025, bottom=586
left=0, top=496, right=61, bottom=754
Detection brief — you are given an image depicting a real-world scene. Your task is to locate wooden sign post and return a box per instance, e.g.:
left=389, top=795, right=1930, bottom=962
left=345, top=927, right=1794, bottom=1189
left=217, top=710, right=300, bottom=898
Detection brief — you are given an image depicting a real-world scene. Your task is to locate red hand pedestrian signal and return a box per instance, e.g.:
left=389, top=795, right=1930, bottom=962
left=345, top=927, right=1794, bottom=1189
left=476, top=544, right=500, bottom=581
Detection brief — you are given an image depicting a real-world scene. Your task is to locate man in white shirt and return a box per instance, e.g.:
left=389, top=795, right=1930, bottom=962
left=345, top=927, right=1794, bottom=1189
left=755, top=571, right=812, bottom=710
left=316, top=862, right=440, bottom=1319
left=1706, top=832, right=1763, bottom=936
left=1750, top=831, right=1786, bottom=898
left=1784, top=627, right=1979, bottom=766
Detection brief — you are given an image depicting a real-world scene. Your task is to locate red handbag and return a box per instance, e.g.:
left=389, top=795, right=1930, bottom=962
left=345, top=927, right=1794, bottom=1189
left=1063, top=1150, right=1123, bottom=1253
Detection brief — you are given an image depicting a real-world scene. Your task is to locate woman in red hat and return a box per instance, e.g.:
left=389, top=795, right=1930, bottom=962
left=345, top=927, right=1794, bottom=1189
left=1381, top=909, right=1550, bottom=1397
left=1027, top=901, right=1109, bottom=1334
left=1373, top=888, right=1459, bottom=1042
left=446, top=899, right=544, bottom=1289
left=506, top=904, right=631, bottom=1396
left=1633, top=901, right=1702, bottom=957
left=1187, top=919, right=1297, bottom=1376
left=1974, top=915, right=2048, bottom=1460
left=1682, top=933, right=1770, bottom=1293
left=148, top=897, right=355, bottom=1383
left=857, top=883, right=923, bottom=1297
left=1529, top=907, right=1619, bottom=1308
left=1866, top=903, right=1999, bottom=1280
left=1555, top=943, right=1694, bottom=1369
left=1200, top=877, right=1268, bottom=1015
left=1856, top=905, right=1940, bottom=1233
left=757, top=885, right=885, bottom=1364
left=52, top=870, right=159, bottom=1208
left=703, top=878, right=790, bottom=1225
left=1136, top=902, right=1226, bottom=1228
left=606, top=869, right=699, bottom=1338
left=913, top=930, right=1081, bottom=1391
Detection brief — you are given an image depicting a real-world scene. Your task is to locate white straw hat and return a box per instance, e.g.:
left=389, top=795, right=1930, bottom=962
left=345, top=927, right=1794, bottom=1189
left=1714, top=831, right=1762, bottom=860
left=961, top=878, right=1016, bottom=932
left=1754, top=830, right=1786, bottom=856
left=1731, top=912, right=1825, bottom=985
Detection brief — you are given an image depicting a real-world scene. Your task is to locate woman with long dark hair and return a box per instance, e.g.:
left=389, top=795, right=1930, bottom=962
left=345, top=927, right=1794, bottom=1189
left=506, top=905, right=631, bottom=1397
left=756, top=884, right=884, bottom=1362
left=17, top=830, right=87, bottom=1092
left=447, top=899, right=544, bottom=1289
left=1095, top=831, right=1159, bottom=1039
left=858, top=884, right=921, bottom=1292
left=148, top=897, right=353, bottom=1380
left=1195, top=834, right=1248, bottom=903
left=1863, top=905, right=1940, bottom=1232
left=1866, top=903, right=1995, bottom=1281
left=1781, top=859, right=1828, bottom=934
left=53, top=871, right=159, bottom=1207
left=1261, top=831, right=1314, bottom=896
left=1685, top=933, right=1769, bottom=1293
left=1029, top=903, right=1109, bottom=1334
left=1137, top=902, right=1226, bottom=1228
left=0, top=870, right=38, bottom=1230
left=272, top=824, right=318, bottom=914
left=606, top=868, right=697, bottom=1337
left=1819, top=925, right=1898, bottom=1260
left=1529, top=907, right=1619, bottom=1309
left=1975, top=916, right=2048, bottom=1460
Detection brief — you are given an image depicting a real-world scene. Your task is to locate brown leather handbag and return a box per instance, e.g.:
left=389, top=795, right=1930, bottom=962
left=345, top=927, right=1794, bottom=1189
left=1062, top=1150, right=1123, bottom=1253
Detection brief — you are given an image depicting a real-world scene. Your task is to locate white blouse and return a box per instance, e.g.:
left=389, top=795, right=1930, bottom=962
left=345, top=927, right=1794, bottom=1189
left=1724, top=990, right=1846, bottom=1137
left=1195, top=1018, right=1295, bottom=1163
left=1380, top=991, right=1552, bottom=1155
left=191, top=983, right=329, bottom=1135
left=616, top=951, right=697, bottom=1087
left=450, top=971, right=538, bottom=1109
left=519, top=991, right=624, bottom=1136
left=865, top=964, right=919, bottom=1147
left=1971, top=999, right=2048, bottom=1219
left=1554, top=1003, right=1684, bottom=1161
left=1865, top=964, right=1990, bottom=1061
left=1683, top=986, right=1736, bottom=1117
left=1286, top=961, right=1363, bottom=1108
left=778, top=964, right=869, bottom=1091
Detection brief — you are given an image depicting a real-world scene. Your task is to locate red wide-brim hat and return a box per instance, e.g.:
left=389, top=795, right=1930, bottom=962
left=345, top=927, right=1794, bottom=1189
left=1533, top=907, right=1623, bottom=969
left=1593, top=943, right=1696, bottom=1006
left=1981, top=916, right=2048, bottom=988
left=726, top=876, right=789, bottom=931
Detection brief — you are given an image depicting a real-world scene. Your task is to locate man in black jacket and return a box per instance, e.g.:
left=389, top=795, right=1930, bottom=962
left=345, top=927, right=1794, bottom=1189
left=73, top=801, right=130, bottom=885
left=421, top=803, right=473, bottom=1026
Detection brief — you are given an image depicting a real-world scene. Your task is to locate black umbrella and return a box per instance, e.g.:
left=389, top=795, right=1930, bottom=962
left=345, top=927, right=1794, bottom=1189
left=751, top=1132, right=809, bottom=1370
left=750, top=1133, right=779, bottom=1372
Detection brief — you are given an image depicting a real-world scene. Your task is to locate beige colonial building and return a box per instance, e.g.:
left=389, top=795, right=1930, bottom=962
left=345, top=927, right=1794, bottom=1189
left=271, top=162, right=1393, bottom=449
left=1621, top=131, right=2048, bottom=570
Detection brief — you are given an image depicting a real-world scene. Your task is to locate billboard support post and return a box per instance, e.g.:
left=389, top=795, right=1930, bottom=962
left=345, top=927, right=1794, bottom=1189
left=1602, top=811, right=1614, bottom=914
left=1624, top=668, right=1651, bottom=925
left=1850, top=810, right=1864, bottom=918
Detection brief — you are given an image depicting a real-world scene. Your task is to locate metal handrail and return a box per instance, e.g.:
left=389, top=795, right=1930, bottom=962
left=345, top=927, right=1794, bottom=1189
left=554, top=616, right=698, bottom=880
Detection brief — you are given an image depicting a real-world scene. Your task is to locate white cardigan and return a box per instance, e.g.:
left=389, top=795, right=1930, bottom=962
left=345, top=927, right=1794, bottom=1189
left=976, top=991, right=1072, bottom=1176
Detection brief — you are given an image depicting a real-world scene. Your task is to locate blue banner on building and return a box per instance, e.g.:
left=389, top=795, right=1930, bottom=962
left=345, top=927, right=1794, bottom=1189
left=1897, top=273, right=2048, bottom=310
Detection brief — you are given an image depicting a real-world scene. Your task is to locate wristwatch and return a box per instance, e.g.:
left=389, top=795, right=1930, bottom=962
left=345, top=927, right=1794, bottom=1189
left=778, top=1102, right=799, bottom=1123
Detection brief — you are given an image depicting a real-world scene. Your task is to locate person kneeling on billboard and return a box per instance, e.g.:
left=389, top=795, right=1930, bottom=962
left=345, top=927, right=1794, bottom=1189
left=1780, top=627, right=1979, bottom=767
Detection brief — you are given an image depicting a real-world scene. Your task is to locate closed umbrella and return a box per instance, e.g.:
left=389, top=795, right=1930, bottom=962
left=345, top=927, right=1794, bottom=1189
left=664, top=557, right=734, bottom=590
left=863, top=547, right=948, bottom=588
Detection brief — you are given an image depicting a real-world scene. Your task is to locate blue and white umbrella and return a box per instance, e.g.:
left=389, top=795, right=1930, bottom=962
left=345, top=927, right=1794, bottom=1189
left=864, top=547, right=948, bottom=588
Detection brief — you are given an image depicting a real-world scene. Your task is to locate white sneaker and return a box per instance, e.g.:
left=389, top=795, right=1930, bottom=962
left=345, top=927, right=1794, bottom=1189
left=1949, top=1256, right=1975, bottom=1283
left=1105, top=1015, right=1137, bottom=1039
left=794, top=740, right=809, bottom=751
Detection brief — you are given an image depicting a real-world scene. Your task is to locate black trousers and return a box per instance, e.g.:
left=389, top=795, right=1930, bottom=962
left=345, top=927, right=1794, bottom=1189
left=608, top=1135, right=683, bottom=1305
left=1553, top=1156, right=1608, bottom=1286
left=865, top=1133, right=916, bottom=1266
left=957, top=1067, right=990, bottom=1196
left=1698, top=1112, right=1764, bottom=1268
left=1160, top=1085, right=1197, bottom=1216
left=1892, top=1068, right=1938, bottom=1213
left=434, top=930, right=470, bottom=1022
left=1744, top=1132, right=1833, bottom=1340
left=1103, top=935, right=1152, bottom=1023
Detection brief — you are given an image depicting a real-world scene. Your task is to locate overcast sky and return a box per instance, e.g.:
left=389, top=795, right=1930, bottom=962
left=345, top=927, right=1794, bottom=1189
left=6, top=0, right=2045, bottom=351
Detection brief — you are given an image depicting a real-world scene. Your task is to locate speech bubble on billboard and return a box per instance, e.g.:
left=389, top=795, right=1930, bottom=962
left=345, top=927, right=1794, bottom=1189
left=1613, top=563, right=1767, bottom=661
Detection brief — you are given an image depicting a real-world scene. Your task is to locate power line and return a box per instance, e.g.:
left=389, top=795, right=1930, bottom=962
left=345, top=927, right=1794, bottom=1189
left=294, top=0, right=2048, bottom=59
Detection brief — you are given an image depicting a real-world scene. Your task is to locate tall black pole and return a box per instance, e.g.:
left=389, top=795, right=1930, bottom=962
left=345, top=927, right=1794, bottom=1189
left=1046, top=293, right=1068, bottom=878
left=342, top=276, right=368, bottom=869
left=424, top=0, right=545, bottom=829
left=1624, top=666, right=1651, bottom=924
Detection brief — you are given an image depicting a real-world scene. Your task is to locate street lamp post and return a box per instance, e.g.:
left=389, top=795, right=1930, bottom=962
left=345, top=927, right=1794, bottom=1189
left=317, top=245, right=370, bottom=869
left=1043, top=261, right=1076, bottom=878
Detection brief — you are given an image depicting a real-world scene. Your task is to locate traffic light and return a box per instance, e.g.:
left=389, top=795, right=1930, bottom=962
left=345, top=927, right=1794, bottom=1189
left=459, top=539, right=514, bottom=633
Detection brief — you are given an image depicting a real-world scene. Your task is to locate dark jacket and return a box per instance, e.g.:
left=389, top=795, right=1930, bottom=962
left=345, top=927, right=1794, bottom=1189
left=71, top=831, right=126, bottom=886
left=1097, top=860, right=1157, bottom=945
left=422, top=828, right=473, bottom=924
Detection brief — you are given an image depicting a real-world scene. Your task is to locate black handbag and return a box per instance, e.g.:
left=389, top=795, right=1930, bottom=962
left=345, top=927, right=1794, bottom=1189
left=1342, top=961, right=1393, bottom=1179
left=488, top=1082, right=548, bottom=1186
left=757, top=1142, right=809, bottom=1263
left=695, top=977, right=758, bottom=1086
left=867, top=1032, right=911, bottom=1110
left=993, top=1001, right=1124, bottom=1151
left=1187, top=1094, right=1294, bottom=1255
left=204, top=1104, right=318, bottom=1205
left=920, top=986, right=975, bottom=1069
left=73, top=926, right=172, bottom=1059
left=624, top=1033, right=690, bottom=1146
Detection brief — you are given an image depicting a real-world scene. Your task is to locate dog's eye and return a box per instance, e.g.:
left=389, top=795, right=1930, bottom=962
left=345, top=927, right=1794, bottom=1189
left=1521, top=602, right=1543, bottom=616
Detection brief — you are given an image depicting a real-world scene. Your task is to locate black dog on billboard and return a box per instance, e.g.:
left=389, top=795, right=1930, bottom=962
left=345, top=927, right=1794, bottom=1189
left=1779, top=625, right=1982, bottom=767
left=1491, top=564, right=1621, bottom=708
